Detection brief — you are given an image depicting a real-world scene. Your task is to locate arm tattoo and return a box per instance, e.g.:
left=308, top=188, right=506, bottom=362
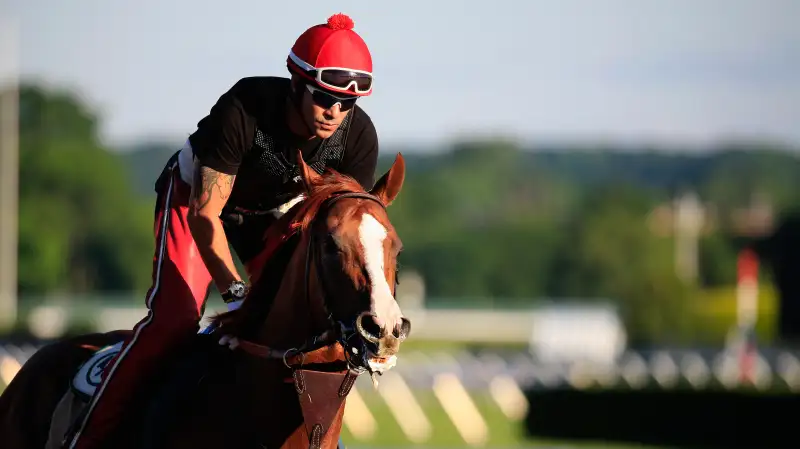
left=191, top=166, right=234, bottom=211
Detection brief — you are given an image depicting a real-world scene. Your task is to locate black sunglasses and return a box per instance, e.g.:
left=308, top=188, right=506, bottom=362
left=305, top=84, right=358, bottom=111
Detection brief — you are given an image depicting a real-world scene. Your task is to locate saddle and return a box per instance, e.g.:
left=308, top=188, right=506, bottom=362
left=54, top=335, right=220, bottom=449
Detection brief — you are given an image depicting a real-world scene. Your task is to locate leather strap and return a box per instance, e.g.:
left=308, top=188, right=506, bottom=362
left=293, top=369, right=360, bottom=449
left=234, top=337, right=345, bottom=367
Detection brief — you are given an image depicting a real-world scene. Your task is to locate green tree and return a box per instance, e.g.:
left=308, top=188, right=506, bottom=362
left=384, top=140, right=576, bottom=304
left=698, top=233, right=739, bottom=287
left=700, top=147, right=800, bottom=222
left=16, top=84, right=154, bottom=296
left=548, top=184, right=694, bottom=344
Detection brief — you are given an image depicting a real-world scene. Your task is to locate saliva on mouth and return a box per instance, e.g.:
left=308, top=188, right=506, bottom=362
left=366, top=354, right=398, bottom=388
left=350, top=340, right=397, bottom=389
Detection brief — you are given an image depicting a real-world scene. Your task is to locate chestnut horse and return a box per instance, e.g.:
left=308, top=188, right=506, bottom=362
left=0, top=150, right=411, bottom=449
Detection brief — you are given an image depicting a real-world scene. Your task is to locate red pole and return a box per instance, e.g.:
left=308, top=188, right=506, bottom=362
left=736, top=248, right=759, bottom=385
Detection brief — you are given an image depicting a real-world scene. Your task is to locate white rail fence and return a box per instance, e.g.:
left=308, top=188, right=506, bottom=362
left=2, top=343, right=800, bottom=446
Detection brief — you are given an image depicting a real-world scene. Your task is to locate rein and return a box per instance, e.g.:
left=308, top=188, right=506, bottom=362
left=223, top=191, right=390, bottom=373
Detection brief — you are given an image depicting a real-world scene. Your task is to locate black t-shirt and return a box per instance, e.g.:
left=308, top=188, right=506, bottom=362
left=187, top=76, right=379, bottom=211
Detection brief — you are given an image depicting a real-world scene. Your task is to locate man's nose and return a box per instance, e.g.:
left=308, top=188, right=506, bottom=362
left=325, top=102, right=342, bottom=117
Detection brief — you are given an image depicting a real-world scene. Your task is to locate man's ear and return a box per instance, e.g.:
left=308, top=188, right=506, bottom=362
left=290, top=74, right=307, bottom=94
left=369, top=153, right=406, bottom=206
left=295, top=149, right=321, bottom=193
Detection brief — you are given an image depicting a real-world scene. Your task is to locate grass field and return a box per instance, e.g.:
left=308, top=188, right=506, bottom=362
left=0, top=382, right=670, bottom=449
left=691, top=283, right=778, bottom=344
left=339, top=382, right=670, bottom=449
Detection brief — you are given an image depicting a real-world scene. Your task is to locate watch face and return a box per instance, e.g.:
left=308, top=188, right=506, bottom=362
left=231, top=282, right=246, bottom=297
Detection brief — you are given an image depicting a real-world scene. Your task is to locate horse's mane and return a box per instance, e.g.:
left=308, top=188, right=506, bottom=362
left=209, top=169, right=367, bottom=332
left=289, top=171, right=367, bottom=234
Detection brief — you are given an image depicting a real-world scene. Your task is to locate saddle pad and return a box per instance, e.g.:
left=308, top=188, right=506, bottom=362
left=70, top=324, right=218, bottom=401
left=71, top=341, right=124, bottom=400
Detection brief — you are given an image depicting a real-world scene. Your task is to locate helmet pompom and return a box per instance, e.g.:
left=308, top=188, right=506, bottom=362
left=327, top=13, right=355, bottom=30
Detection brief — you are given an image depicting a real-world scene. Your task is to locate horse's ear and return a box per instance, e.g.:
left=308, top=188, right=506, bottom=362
left=370, top=153, right=405, bottom=206
left=295, top=149, right=322, bottom=193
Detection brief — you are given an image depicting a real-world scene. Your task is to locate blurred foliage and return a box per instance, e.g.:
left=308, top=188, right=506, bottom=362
left=12, top=82, right=800, bottom=344
left=16, top=84, right=154, bottom=295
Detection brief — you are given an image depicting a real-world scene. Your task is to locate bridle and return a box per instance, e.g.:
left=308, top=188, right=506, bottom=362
left=229, top=191, right=396, bottom=375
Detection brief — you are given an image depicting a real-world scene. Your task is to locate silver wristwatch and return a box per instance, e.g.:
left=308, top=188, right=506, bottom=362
left=222, top=280, right=248, bottom=304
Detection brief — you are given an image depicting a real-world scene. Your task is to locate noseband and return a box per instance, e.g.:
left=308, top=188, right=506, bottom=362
left=231, top=191, right=395, bottom=374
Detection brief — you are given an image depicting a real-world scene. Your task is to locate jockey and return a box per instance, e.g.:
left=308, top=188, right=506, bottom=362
left=67, top=13, right=377, bottom=449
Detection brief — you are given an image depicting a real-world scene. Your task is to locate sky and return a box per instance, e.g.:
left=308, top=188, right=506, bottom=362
left=1, top=0, right=799, bottom=151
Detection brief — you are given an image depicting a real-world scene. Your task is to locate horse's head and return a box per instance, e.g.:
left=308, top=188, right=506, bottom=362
left=294, top=151, right=411, bottom=367
left=215, top=150, right=410, bottom=379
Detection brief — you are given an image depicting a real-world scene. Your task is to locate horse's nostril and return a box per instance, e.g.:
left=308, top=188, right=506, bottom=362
left=398, top=317, right=411, bottom=340
left=389, top=318, right=411, bottom=339
left=362, top=314, right=383, bottom=338
left=356, top=313, right=383, bottom=343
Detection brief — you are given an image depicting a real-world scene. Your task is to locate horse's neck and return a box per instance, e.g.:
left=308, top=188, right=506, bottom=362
left=254, top=232, right=330, bottom=348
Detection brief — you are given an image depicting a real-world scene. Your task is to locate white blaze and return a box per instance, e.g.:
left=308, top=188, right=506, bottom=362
left=358, top=213, right=402, bottom=330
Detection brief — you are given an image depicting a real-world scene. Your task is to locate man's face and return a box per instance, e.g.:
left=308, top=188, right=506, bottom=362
left=300, top=83, right=359, bottom=139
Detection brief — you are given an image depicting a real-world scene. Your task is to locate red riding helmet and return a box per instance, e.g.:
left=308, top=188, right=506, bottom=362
left=287, top=13, right=374, bottom=97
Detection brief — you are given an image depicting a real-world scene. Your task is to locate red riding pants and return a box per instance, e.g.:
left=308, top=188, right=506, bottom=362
left=68, top=160, right=213, bottom=449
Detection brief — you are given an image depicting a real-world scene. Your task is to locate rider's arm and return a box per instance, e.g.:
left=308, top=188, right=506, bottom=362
left=187, top=89, right=255, bottom=293
left=339, top=116, right=379, bottom=190
left=187, top=164, right=241, bottom=293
